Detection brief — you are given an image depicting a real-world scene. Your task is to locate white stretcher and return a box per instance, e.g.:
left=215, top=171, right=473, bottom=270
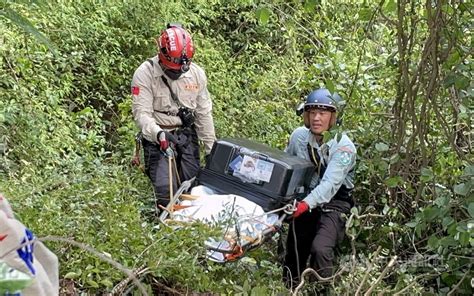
left=159, top=178, right=289, bottom=263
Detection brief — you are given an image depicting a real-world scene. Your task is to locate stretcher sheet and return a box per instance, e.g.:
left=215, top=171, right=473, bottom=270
left=170, top=185, right=282, bottom=262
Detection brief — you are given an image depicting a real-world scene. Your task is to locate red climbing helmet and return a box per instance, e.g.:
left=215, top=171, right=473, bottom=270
left=158, top=23, right=194, bottom=72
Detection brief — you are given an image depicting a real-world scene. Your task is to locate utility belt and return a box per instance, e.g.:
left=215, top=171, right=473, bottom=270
left=155, top=106, right=195, bottom=129
left=159, top=124, right=183, bottom=131
left=131, top=126, right=196, bottom=168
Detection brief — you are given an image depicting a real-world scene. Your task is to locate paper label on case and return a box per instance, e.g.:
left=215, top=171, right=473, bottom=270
left=238, top=155, right=274, bottom=183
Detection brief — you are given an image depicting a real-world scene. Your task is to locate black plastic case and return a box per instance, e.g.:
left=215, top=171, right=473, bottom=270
left=198, top=138, right=315, bottom=211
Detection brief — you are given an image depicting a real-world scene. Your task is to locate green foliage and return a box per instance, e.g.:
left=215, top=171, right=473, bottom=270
left=0, top=0, right=57, bottom=53
left=1, top=0, right=472, bottom=294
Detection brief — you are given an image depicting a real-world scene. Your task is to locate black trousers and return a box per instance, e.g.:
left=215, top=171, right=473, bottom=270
left=283, top=200, right=350, bottom=287
left=142, top=128, right=200, bottom=208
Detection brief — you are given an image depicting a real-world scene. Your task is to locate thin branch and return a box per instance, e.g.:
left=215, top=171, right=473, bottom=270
left=393, top=280, right=418, bottom=296
left=39, top=236, right=148, bottom=296
left=447, top=264, right=471, bottom=296
left=292, top=266, right=348, bottom=295
left=355, top=246, right=383, bottom=296
left=348, top=0, right=385, bottom=100
left=363, top=256, right=397, bottom=296
left=392, top=272, right=441, bottom=296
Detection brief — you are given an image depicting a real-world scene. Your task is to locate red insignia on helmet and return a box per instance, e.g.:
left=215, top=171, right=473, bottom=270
left=131, top=86, right=140, bottom=95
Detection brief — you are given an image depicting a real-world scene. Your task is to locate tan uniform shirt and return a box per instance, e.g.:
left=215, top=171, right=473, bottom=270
left=131, top=56, right=216, bottom=153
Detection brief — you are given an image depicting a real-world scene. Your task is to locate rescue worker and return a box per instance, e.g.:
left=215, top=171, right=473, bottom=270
left=283, top=88, right=356, bottom=287
left=131, top=23, right=216, bottom=209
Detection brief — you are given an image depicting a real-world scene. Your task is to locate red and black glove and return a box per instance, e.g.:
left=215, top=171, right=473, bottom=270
left=157, top=131, right=177, bottom=151
left=293, top=201, right=309, bottom=218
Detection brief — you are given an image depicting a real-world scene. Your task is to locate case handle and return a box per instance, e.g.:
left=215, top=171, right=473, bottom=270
left=239, top=148, right=269, bottom=161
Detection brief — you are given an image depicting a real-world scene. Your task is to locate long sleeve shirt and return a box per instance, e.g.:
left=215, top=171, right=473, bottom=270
left=131, top=56, right=216, bottom=153
left=285, top=126, right=356, bottom=209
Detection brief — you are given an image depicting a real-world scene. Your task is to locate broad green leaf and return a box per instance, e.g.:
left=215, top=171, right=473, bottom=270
left=326, top=80, right=335, bottom=93
left=383, top=0, right=397, bottom=13
left=385, top=176, right=402, bottom=188
left=462, top=165, right=474, bottom=177
left=427, top=236, right=438, bottom=250
left=304, top=0, right=318, bottom=12
left=359, top=8, right=372, bottom=21
left=443, top=74, right=457, bottom=87
left=447, top=223, right=458, bottom=236
left=458, top=232, right=470, bottom=246
left=442, top=216, right=454, bottom=229
left=256, top=7, right=271, bottom=25
left=439, top=236, right=457, bottom=247
left=87, top=279, right=99, bottom=288
left=405, top=221, right=417, bottom=228
left=423, top=206, right=440, bottom=222
left=468, top=202, right=474, bottom=218
left=322, top=130, right=332, bottom=143
left=454, top=76, right=469, bottom=90
left=378, top=159, right=389, bottom=172
left=454, top=183, right=469, bottom=196
left=445, top=51, right=461, bottom=68
left=100, top=279, right=114, bottom=288
left=375, top=142, right=389, bottom=152
left=420, top=167, right=434, bottom=182
left=434, top=195, right=449, bottom=207
left=64, top=272, right=80, bottom=279
left=415, top=222, right=426, bottom=237
left=441, top=272, right=457, bottom=286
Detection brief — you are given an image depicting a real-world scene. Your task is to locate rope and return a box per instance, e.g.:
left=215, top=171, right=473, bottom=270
left=168, top=155, right=174, bottom=219
left=236, top=203, right=295, bottom=221
left=172, top=156, right=181, bottom=185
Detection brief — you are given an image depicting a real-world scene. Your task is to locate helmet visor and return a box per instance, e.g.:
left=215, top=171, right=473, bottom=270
left=304, top=104, right=336, bottom=112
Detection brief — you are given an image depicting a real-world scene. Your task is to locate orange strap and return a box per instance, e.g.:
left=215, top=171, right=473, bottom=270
left=224, top=245, right=244, bottom=261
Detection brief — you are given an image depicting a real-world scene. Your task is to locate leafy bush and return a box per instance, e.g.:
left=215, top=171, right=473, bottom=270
left=1, top=0, right=472, bottom=294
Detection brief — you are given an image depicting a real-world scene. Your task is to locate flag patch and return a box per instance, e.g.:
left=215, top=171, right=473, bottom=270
left=131, top=86, right=140, bottom=95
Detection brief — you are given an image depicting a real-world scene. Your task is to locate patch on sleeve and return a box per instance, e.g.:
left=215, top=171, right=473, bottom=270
left=131, top=86, right=140, bottom=95
left=336, top=146, right=354, bottom=166
left=337, top=151, right=352, bottom=166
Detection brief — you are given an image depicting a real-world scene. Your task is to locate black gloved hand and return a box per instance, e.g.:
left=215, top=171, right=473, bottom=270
left=157, top=131, right=178, bottom=151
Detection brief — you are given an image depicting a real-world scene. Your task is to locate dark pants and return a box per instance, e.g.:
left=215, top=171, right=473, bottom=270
left=142, top=128, right=200, bottom=208
left=283, top=200, right=350, bottom=287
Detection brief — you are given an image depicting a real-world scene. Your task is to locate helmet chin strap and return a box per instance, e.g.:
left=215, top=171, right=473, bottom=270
left=179, top=29, right=190, bottom=73
left=180, top=62, right=189, bottom=73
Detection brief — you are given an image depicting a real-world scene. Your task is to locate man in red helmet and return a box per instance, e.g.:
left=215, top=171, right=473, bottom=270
left=131, top=24, right=216, bottom=210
